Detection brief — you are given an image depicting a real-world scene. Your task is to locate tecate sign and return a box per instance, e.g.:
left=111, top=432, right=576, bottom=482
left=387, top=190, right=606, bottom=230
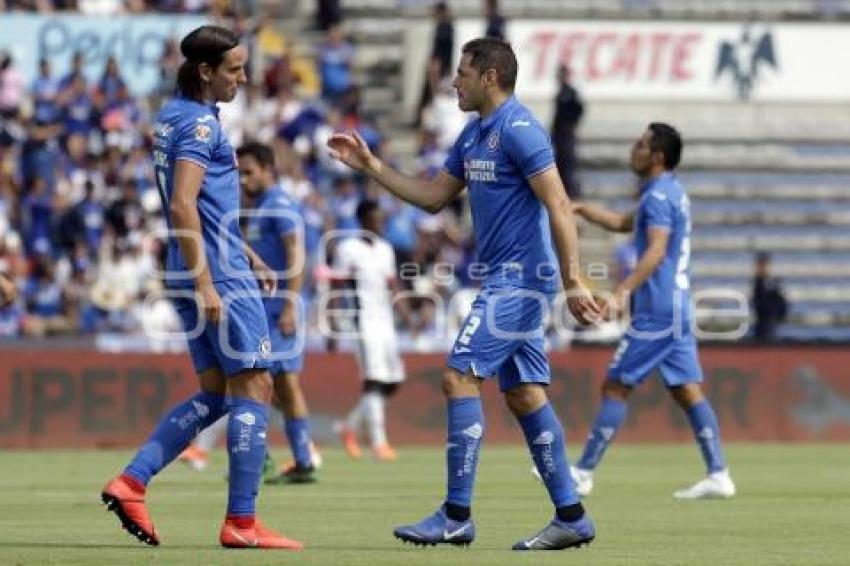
left=456, top=20, right=850, bottom=102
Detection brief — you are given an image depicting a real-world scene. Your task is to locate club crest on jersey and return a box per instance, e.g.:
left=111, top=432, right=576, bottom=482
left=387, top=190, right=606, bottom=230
left=194, top=123, right=212, bottom=142
left=258, top=336, right=272, bottom=358
left=486, top=130, right=500, bottom=151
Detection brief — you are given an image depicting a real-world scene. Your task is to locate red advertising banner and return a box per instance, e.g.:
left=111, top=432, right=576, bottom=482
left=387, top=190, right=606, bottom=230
left=1, top=347, right=848, bottom=448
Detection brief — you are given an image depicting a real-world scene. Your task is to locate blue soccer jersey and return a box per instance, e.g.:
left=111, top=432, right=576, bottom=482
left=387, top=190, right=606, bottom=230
left=444, top=96, right=559, bottom=293
left=244, top=186, right=304, bottom=375
left=632, top=172, right=692, bottom=325
left=244, top=186, right=301, bottom=317
left=607, top=172, right=702, bottom=385
left=152, top=97, right=249, bottom=289
left=445, top=96, right=559, bottom=388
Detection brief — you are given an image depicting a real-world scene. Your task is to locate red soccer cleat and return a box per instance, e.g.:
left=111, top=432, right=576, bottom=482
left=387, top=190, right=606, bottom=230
left=101, top=474, right=160, bottom=546
left=339, top=425, right=363, bottom=460
left=219, top=517, right=303, bottom=550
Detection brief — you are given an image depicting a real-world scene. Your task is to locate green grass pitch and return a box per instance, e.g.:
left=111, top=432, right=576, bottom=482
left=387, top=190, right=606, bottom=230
left=0, top=445, right=847, bottom=565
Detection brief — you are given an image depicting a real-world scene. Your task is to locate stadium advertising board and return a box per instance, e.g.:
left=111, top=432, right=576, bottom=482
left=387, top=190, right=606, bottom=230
left=455, top=20, right=850, bottom=102
left=0, top=14, right=206, bottom=95
left=1, top=348, right=848, bottom=448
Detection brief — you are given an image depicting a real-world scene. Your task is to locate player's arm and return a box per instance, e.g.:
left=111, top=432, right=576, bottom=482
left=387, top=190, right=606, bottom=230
left=243, top=243, right=276, bottom=294
left=612, top=227, right=669, bottom=315
left=572, top=202, right=634, bottom=233
left=529, top=167, right=601, bottom=324
left=170, top=159, right=222, bottom=323
left=328, top=131, right=464, bottom=213
left=278, top=231, right=304, bottom=335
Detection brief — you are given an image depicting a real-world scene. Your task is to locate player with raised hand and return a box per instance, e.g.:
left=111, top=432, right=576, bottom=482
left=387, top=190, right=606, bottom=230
left=569, top=123, right=735, bottom=500
left=101, top=25, right=302, bottom=549
left=329, top=37, right=600, bottom=551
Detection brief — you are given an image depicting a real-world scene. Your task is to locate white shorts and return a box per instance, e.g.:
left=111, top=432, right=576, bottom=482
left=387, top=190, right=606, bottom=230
left=355, top=318, right=405, bottom=383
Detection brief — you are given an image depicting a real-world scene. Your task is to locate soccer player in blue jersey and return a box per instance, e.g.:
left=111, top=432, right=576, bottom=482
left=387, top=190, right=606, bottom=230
left=569, top=123, right=736, bottom=500
left=329, top=37, right=601, bottom=551
left=237, top=141, right=320, bottom=483
left=101, top=26, right=302, bottom=549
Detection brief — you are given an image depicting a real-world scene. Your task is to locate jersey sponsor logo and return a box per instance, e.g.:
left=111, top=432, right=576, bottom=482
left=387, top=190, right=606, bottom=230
left=464, top=159, right=498, bottom=182
left=511, top=120, right=531, bottom=127
left=453, top=345, right=472, bottom=355
left=651, top=191, right=667, bottom=201
left=196, top=114, right=216, bottom=123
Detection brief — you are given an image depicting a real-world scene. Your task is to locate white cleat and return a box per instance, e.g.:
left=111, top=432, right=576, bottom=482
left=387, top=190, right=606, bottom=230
left=570, top=466, right=594, bottom=497
left=674, top=469, right=736, bottom=500
left=531, top=465, right=594, bottom=498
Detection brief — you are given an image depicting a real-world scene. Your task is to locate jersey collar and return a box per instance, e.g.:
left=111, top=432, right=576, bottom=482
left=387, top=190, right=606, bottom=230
left=479, top=95, right=518, bottom=131
left=640, top=171, right=674, bottom=193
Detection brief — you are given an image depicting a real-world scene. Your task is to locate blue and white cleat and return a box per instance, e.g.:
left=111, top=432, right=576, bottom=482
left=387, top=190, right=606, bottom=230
left=393, top=505, right=475, bottom=546
left=512, top=514, right=595, bottom=551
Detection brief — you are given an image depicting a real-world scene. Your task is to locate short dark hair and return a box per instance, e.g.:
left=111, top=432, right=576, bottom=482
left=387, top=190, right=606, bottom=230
left=648, top=122, right=683, bottom=170
left=356, top=198, right=380, bottom=225
left=236, top=142, right=275, bottom=170
left=176, top=25, right=240, bottom=101
left=461, top=37, right=517, bottom=91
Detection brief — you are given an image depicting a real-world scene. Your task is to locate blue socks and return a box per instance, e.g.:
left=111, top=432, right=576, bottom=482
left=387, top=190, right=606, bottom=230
left=686, top=400, right=727, bottom=473
left=577, top=398, right=627, bottom=470
left=445, top=397, right=484, bottom=508
left=226, top=397, right=270, bottom=517
left=125, top=391, right=226, bottom=485
left=285, top=417, right=312, bottom=468
left=518, top=403, right=579, bottom=507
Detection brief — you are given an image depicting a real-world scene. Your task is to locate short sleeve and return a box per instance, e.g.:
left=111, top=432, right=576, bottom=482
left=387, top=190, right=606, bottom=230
left=501, top=115, right=554, bottom=179
left=641, top=190, right=673, bottom=230
left=272, top=201, right=300, bottom=238
left=174, top=113, right=219, bottom=168
left=383, top=243, right=397, bottom=280
left=334, top=239, right=355, bottom=276
left=443, top=126, right=470, bottom=181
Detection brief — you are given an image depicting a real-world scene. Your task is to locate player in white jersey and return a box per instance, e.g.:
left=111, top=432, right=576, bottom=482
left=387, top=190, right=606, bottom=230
left=335, top=199, right=405, bottom=461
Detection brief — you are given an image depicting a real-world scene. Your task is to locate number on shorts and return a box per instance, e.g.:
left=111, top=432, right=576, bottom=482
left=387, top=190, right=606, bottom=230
left=457, top=315, right=481, bottom=346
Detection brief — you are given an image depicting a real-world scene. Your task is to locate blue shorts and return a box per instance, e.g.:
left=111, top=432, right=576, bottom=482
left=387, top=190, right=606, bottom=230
left=172, top=278, right=272, bottom=377
left=607, top=320, right=703, bottom=387
left=447, top=286, right=551, bottom=392
left=266, top=310, right=305, bottom=376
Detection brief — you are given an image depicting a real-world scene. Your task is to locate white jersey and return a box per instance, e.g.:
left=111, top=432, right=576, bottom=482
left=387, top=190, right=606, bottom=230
left=335, top=236, right=396, bottom=322
left=334, top=235, right=404, bottom=383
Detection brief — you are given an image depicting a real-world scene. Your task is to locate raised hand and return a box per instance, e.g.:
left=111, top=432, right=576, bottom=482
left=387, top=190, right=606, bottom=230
left=327, top=130, right=377, bottom=172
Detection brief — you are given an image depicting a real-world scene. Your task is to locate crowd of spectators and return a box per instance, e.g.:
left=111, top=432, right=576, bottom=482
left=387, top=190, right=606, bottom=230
left=0, top=9, right=478, bottom=349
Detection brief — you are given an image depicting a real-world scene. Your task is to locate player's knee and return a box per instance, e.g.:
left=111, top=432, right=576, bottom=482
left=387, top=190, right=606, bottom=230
left=670, top=383, right=704, bottom=408
left=602, top=380, right=631, bottom=401
left=441, top=370, right=477, bottom=398
left=229, top=368, right=274, bottom=403
left=504, top=384, right=546, bottom=416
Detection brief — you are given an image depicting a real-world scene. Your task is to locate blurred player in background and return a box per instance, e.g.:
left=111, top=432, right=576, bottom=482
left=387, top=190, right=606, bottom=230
left=569, top=123, right=735, bottom=500
left=180, top=141, right=322, bottom=484
left=101, top=26, right=302, bottom=549
left=335, top=199, right=406, bottom=461
left=329, top=38, right=601, bottom=551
